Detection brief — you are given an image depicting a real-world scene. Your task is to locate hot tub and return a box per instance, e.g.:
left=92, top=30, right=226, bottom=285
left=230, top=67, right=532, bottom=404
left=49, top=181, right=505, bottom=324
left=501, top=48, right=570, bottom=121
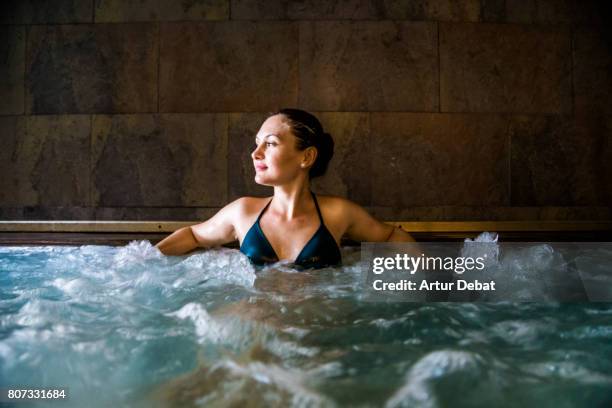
left=1, top=221, right=611, bottom=407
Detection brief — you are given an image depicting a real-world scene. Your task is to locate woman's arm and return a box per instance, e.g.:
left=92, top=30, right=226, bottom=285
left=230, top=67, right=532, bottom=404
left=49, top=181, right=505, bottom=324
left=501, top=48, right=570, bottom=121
left=155, top=226, right=200, bottom=256
left=155, top=198, right=244, bottom=256
left=343, top=200, right=415, bottom=243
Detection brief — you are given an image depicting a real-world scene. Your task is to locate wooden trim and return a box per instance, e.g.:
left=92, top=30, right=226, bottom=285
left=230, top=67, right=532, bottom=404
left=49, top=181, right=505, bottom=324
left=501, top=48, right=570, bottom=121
left=0, top=220, right=610, bottom=233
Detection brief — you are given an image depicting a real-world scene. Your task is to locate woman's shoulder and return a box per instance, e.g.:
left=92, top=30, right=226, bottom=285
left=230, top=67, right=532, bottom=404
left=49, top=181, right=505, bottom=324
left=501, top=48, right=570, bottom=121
left=231, top=196, right=271, bottom=215
left=315, top=194, right=365, bottom=224
left=316, top=194, right=360, bottom=211
left=315, top=195, right=370, bottom=236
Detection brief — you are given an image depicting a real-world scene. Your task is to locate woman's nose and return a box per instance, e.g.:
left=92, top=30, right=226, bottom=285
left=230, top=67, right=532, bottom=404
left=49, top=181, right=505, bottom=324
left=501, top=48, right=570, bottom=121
left=251, top=144, right=264, bottom=160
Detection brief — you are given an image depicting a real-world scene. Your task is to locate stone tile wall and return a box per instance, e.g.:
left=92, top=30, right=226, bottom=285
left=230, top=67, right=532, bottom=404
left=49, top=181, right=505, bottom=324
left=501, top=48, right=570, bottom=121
left=0, top=0, right=610, bottom=221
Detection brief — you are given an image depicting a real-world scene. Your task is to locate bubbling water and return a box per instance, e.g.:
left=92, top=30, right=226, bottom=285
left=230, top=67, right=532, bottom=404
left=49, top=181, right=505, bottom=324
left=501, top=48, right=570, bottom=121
left=0, top=237, right=611, bottom=407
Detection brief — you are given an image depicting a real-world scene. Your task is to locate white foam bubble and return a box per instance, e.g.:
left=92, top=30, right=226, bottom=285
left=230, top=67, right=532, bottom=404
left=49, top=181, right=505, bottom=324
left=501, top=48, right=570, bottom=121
left=386, top=350, right=487, bottom=408
left=218, top=360, right=331, bottom=408
left=166, top=302, right=230, bottom=344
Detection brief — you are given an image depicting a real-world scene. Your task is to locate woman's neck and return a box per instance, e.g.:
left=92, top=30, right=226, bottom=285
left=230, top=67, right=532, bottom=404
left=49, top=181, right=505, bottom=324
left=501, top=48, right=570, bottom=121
left=271, top=184, right=314, bottom=221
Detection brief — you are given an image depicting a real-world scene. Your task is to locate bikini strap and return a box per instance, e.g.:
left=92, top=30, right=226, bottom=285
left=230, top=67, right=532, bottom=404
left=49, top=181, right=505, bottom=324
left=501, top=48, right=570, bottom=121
left=311, top=191, right=324, bottom=223
left=257, top=198, right=273, bottom=222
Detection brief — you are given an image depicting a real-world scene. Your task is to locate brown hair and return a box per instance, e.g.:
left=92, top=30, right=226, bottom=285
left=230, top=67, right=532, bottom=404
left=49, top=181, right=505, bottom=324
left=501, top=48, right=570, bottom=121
left=270, top=108, right=334, bottom=179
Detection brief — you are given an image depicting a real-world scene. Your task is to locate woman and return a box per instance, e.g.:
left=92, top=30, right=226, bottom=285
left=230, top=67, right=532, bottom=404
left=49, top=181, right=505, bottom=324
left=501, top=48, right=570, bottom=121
left=155, top=108, right=415, bottom=268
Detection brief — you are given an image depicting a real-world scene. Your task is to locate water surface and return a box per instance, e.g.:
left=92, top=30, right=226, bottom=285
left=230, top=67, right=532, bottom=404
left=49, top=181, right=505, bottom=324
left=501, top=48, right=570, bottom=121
left=1, top=241, right=611, bottom=407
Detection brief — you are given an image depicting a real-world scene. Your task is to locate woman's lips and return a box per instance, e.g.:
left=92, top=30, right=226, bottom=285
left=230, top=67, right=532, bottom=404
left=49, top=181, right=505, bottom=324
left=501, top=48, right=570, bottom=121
left=255, top=164, right=268, bottom=171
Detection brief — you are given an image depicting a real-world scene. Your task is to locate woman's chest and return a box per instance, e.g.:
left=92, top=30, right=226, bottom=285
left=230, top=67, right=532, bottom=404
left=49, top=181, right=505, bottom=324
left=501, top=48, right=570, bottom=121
left=260, top=217, right=322, bottom=260
left=238, top=214, right=341, bottom=261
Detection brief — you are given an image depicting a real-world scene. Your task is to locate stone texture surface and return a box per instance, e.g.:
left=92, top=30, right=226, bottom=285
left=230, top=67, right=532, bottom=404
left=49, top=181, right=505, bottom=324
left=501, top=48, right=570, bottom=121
left=92, top=114, right=228, bottom=207
left=0, top=25, right=24, bottom=115
left=371, top=113, right=509, bottom=207
left=3, top=205, right=610, bottom=221
left=383, top=0, right=480, bottom=21
left=483, top=0, right=608, bottom=25
left=440, top=22, right=572, bottom=114
left=1, top=0, right=610, bottom=222
left=95, top=0, right=228, bottom=22
left=573, top=27, right=612, bottom=118
left=510, top=115, right=612, bottom=206
left=227, top=112, right=275, bottom=200
left=0, top=0, right=92, bottom=24
left=503, top=0, right=571, bottom=24
left=367, top=206, right=612, bottom=221
left=299, top=21, right=438, bottom=111
left=232, top=0, right=480, bottom=21
left=21, top=206, right=95, bottom=220
left=310, top=112, right=371, bottom=204
left=0, top=208, right=26, bottom=219
left=27, top=23, right=158, bottom=114
left=160, top=22, right=298, bottom=112
left=0, top=115, right=90, bottom=206
left=94, top=207, right=218, bottom=221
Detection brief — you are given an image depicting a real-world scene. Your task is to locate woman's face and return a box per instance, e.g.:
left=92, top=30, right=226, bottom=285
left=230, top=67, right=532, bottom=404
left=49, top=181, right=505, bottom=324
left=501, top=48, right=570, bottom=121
left=251, top=115, right=307, bottom=186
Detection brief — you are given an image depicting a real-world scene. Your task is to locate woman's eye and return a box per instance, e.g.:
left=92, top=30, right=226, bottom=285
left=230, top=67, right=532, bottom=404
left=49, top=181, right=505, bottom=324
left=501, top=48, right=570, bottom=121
left=253, top=141, right=276, bottom=149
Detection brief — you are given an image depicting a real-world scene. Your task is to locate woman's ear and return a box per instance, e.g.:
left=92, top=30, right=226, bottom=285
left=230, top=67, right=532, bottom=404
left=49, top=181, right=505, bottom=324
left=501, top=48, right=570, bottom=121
left=301, top=146, right=318, bottom=168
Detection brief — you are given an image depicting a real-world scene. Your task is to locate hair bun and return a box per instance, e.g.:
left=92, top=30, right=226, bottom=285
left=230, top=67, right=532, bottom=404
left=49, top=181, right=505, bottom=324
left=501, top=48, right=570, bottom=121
left=310, top=131, right=334, bottom=178
left=321, top=132, right=334, bottom=156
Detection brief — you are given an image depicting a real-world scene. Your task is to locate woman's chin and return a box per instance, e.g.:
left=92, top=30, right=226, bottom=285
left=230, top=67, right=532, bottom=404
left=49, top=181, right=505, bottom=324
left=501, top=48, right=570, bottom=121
left=254, top=175, right=272, bottom=186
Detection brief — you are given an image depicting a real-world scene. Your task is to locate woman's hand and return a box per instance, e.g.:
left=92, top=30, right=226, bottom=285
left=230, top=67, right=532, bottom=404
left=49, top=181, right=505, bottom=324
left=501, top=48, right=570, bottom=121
left=384, top=224, right=416, bottom=242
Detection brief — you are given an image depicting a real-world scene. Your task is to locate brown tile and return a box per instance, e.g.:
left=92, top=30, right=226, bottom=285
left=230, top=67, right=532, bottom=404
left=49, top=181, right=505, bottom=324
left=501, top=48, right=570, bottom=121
left=95, top=0, right=228, bottom=22
left=94, top=207, right=217, bottom=221
left=0, top=207, right=24, bottom=219
left=440, top=22, right=572, bottom=114
left=232, top=0, right=480, bottom=21
left=300, top=21, right=438, bottom=111
left=570, top=0, right=611, bottom=25
left=532, top=0, right=574, bottom=24
left=231, top=0, right=289, bottom=19
left=227, top=112, right=274, bottom=200
left=311, top=112, right=371, bottom=204
left=480, top=0, right=505, bottom=23
left=160, top=22, right=298, bottom=112
left=27, top=23, right=158, bottom=114
left=368, top=206, right=612, bottom=221
left=371, top=113, right=509, bottom=207
left=503, top=0, right=537, bottom=23
left=0, top=0, right=92, bottom=24
left=387, top=0, right=480, bottom=21
left=92, top=114, right=228, bottom=207
left=503, top=0, right=575, bottom=24
left=534, top=206, right=612, bottom=220
left=0, top=26, right=24, bottom=115
left=236, top=0, right=383, bottom=20
left=483, top=0, right=607, bottom=25
left=21, top=206, right=94, bottom=220
left=0, top=115, right=90, bottom=207
left=573, top=27, right=612, bottom=118
left=510, top=115, right=612, bottom=206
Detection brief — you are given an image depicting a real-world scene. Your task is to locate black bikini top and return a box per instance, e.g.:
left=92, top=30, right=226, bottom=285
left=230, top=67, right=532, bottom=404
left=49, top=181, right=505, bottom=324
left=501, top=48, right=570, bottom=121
left=239, top=192, right=342, bottom=269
